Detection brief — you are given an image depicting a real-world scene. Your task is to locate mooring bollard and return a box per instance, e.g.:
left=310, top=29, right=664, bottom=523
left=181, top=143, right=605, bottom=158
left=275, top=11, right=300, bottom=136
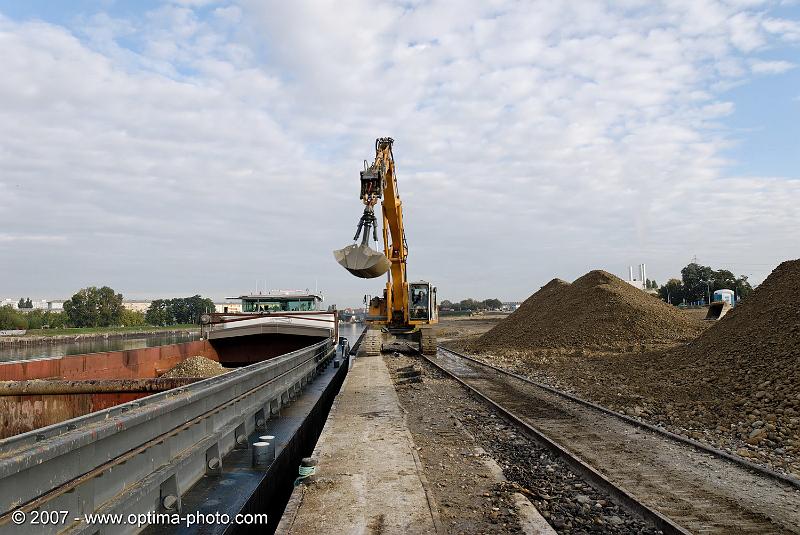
left=294, top=457, right=317, bottom=486
left=259, top=435, right=276, bottom=460
left=252, top=442, right=271, bottom=466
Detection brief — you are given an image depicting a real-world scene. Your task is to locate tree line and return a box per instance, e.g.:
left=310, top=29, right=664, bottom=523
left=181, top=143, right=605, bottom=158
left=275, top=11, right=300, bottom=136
left=440, top=298, right=504, bottom=311
left=658, top=263, right=753, bottom=305
left=145, top=296, right=216, bottom=326
left=0, top=286, right=215, bottom=330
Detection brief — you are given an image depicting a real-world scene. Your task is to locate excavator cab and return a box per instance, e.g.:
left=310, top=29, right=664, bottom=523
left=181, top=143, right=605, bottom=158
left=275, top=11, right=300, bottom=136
left=409, top=282, right=437, bottom=322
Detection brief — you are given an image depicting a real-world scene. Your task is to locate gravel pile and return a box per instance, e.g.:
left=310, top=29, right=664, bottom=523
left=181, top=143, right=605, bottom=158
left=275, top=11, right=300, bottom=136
left=161, top=356, right=228, bottom=378
left=468, top=260, right=800, bottom=476
left=660, top=259, right=800, bottom=462
left=474, top=270, right=704, bottom=352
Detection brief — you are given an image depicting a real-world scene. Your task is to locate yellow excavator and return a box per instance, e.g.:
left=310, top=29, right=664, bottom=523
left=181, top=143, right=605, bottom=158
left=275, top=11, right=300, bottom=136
left=334, top=137, right=437, bottom=355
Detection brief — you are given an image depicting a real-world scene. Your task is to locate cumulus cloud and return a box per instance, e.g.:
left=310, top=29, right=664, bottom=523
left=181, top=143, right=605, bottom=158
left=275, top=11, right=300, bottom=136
left=750, top=58, right=796, bottom=73
left=0, top=1, right=799, bottom=303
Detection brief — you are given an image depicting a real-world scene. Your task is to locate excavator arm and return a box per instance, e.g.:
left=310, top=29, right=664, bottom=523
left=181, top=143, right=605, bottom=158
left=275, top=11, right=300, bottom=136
left=374, top=138, right=409, bottom=325
left=334, top=137, right=436, bottom=333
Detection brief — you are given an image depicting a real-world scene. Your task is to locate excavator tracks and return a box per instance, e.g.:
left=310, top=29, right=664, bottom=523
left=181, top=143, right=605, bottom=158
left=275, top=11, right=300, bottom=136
left=419, top=326, right=437, bottom=355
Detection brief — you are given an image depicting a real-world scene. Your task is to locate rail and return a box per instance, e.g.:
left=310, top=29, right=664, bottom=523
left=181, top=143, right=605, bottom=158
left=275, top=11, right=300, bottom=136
left=426, top=346, right=800, bottom=534
left=439, top=346, right=800, bottom=490
left=420, top=346, right=691, bottom=534
left=0, top=339, right=335, bottom=534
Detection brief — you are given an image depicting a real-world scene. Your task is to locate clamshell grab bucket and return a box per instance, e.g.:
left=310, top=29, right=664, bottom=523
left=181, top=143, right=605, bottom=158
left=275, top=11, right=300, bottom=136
left=333, top=244, right=391, bottom=279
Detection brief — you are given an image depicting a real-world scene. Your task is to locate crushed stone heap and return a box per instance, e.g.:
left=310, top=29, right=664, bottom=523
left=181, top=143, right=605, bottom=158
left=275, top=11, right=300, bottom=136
left=161, top=356, right=228, bottom=378
left=474, top=270, right=705, bottom=352
left=666, top=259, right=800, bottom=430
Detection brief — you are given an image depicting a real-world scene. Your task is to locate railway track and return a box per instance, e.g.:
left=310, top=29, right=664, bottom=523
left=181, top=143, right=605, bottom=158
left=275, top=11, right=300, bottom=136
left=420, top=346, right=800, bottom=535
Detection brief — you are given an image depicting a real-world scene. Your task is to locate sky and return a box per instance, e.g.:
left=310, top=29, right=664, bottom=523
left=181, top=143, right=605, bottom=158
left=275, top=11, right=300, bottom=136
left=0, top=0, right=799, bottom=307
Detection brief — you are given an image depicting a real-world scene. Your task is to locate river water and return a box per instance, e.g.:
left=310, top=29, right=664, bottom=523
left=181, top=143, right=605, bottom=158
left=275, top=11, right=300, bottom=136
left=337, top=322, right=364, bottom=347
left=0, top=332, right=201, bottom=362
left=0, top=323, right=365, bottom=363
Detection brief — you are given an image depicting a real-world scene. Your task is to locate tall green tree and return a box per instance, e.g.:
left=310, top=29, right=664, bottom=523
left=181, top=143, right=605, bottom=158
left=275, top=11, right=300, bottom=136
left=145, top=295, right=215, bottom=326
left=63, top=286, right=124, bottom=327
left=658, top=279, right=684, bottom=305
left=145, top=300, right=169, bottom=326
left=0, top=306, right=28, bottom=329
left=482, top=298, right=503, bottom=310
left=660, top=263, right=754, bottom=305
left=458, top=298, right=480, bottom=311
left=681, top=263, right=714, bottom=303
left=734, top=275, right=753, bottom=300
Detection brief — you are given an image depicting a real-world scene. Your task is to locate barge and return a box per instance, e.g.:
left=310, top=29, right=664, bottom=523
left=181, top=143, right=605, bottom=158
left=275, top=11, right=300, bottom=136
left=0, top=292, right=336, bottom=438
left=0, top=290, right=351, bottom=534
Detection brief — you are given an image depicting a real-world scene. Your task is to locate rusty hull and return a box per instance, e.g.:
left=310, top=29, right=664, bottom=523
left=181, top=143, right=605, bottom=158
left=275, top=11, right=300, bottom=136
left=0, top=333, right=328, bottom=438
left=0, top=340, right=220, bottom=439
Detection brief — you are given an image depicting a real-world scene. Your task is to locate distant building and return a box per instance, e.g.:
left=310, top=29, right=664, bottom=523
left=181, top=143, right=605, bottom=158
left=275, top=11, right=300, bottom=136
left=502, top=302, right=521, bottom=311
left=122, top=300, right=152, bottom=313
left=1, top=298, right=60, bottom=310
left=625, top=264, right=648, bottom=291
left=214, top=302, right=242, bottom=313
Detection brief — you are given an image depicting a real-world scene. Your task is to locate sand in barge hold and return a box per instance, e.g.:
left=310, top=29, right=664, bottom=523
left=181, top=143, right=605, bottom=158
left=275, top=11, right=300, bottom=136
left=161, top=356, right=228, bottom=378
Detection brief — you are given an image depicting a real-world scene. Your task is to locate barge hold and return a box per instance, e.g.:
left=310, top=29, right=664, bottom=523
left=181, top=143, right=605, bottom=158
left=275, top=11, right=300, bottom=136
left=0, top=338, right=347, bottom=535
left=0, top=289, right=352, bottom=534
left=0, top=292, right=336, bottom=439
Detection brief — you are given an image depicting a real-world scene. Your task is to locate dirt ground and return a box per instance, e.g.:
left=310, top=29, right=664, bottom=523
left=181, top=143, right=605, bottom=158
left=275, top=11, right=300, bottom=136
left=437, top=316, right=800, bottom=478
left=385, top=352, right=658, bottom=534
left=384, top=351, right=525, bottom=534
left=435, top=315, right=508, bottom=343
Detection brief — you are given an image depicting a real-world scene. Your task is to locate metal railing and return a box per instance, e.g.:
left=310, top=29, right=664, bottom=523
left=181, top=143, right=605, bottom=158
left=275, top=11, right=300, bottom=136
left=0, top=339, right=334, bottom=534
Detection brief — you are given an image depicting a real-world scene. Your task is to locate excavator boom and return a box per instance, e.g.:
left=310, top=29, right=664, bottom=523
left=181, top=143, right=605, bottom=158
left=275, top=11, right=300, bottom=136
left=333, top=137, right=437, bottom=351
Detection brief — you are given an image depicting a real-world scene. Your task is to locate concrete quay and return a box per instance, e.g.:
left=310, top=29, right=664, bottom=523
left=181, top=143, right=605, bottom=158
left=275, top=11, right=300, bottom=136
left=277, top=352, right=554, bottom=535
